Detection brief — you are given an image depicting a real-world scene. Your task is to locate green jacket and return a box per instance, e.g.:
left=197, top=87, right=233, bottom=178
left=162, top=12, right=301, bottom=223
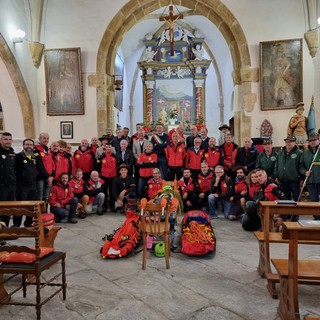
left=299, top=146, right=320, bottom=184
left=255, top=149, right=277, bottom=178
left=274, top=146, right=302, bottom=182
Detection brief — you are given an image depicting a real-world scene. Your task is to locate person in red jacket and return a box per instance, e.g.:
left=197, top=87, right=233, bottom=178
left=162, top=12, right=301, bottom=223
left=241, top=169, right=286, bottom=231
left=204, top=137, right=224, bottom=171
left=228, top=166, right=248, bottom=221
left=220, top=133, right=238, bottom=180
left=98, top=143, right=119, bottom=211
left=84, top=170, right=105, bottom=215
left=137, top=142, right=157, bottom=198
left=49, top=172, right=78, bottom=223
left=69, top=168, right=89, bottom=219
left=208, top=165, right=234, bottom=219
left=146, top=168, right=163, bottom=200
left=185, top=137, right=205, bottom=180
left=34, top=132, right=55, bottom=205
left=196, top=162, right=213, bottom=211
left=51, top=141, right=72, bottom=184
left=178, top=168, right=197, bottom=211
left=73, top=139, right=96, bottom=180
left=165, top=131, right=186, bottom=181
left=90, top=137, right=99, bottom=154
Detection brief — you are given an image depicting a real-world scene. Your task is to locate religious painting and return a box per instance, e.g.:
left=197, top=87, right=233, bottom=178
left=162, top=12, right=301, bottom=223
left=44, top=48, right=84, bottom=115
left=259, top=39, right=302, bottom=110
left=114, top=54, right=124, bottom=111
left=60, top=121, right=73, bottom=139
left=153, top=79, right=194, bottom=126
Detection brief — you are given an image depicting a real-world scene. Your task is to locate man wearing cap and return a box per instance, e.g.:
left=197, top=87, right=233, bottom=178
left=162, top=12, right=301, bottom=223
left=299, top=132, right=320, bottom=220
left=112, top=163, right=136, bottom=211
left=255, top=139, right=277, bottom=178
left=218, top=124, right=231, bottom=146
left=287, top=102, right=308, bottom=145
left=274, top=135, right=303, bottom=210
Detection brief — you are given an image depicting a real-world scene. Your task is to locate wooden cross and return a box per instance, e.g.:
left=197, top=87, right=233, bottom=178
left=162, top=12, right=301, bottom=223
left=159, top=5, right=183, bottom=56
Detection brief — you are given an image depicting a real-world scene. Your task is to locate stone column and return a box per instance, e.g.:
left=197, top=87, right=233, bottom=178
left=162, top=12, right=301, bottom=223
left=194, top=79, right=204, bottom=119
left=145, top=81, right=154, bottom=124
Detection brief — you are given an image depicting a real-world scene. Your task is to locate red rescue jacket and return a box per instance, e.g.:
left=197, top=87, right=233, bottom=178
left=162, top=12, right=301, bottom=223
left=49, top=182, right=74, bottom=207
left=147, top=178, right=163, bottom=199
left=197, top=171, right=213, bottom=193
left=34, top=144, right=55, bottom=176
left=165, top=143, right=186, bottom=167
left=137, top=152, right=157, bottom=177
left=185, top=148, right=205, bottom=170
left=73, top=147, right=95, bottom=174
left=99, top=152, right=117, bottom=178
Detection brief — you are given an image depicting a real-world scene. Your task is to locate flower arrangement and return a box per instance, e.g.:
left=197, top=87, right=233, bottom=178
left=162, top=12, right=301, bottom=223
left=169, top=108, right=178, bottom=119
left=194, top=116, right=205, bottom=131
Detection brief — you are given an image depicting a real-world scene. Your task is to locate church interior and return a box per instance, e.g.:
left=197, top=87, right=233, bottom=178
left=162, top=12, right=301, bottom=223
left=1, top=1, right=320, bottom=319
left=0, top=0, right=319, bottom=146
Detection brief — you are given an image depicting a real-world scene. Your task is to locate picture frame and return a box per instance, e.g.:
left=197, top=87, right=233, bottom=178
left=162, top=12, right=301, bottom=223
left=60, top=121, right=73, bottom=139
left=259, top=38, right=303, bottom=110
left=44, top=47, right=84, bottom=115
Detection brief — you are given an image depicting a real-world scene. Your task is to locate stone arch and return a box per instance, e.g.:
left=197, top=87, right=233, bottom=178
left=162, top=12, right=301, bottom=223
left=0, top=34, right=35, bottom=138
left=95, top=0, right=251, bottom=136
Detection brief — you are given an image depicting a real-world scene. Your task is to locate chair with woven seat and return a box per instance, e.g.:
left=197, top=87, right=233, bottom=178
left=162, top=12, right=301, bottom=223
left=0, top=205, right=66, bottom=320
left=140, top=198, right=170, bottom=270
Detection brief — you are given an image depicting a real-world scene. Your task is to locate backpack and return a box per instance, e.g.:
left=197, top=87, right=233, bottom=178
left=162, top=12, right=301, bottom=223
left=181, top=210, right=216, bottom=256
left=100, top=210, right=141, bottom=259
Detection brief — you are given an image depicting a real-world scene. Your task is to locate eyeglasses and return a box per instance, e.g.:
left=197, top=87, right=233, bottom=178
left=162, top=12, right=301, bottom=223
left=215, top=171, right=224, bottom=174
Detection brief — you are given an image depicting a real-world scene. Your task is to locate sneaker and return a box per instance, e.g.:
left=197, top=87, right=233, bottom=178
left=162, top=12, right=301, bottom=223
left=68, top=218, right=78, bottom=224
left=209, top=214, right=218, bottom=219
left=96, top=211, right=103, bottom=216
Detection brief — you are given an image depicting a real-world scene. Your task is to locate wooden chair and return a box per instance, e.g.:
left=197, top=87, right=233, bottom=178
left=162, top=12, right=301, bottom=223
left=0, top=205, right=66, bottom=320
left=140, top=199, right=170, bottom=270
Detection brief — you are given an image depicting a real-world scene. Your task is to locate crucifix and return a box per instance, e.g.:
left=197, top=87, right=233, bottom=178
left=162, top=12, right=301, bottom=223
left=159, top=5, right=183, bottom=56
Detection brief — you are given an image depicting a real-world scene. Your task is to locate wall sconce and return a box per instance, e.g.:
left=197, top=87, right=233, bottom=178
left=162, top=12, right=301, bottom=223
left=12, top=29, right=26, bottom=44
left=114, top=75, right=123, bottom=91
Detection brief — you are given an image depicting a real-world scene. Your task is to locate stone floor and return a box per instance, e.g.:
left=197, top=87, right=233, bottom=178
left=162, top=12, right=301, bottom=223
left=1, top=211, right=320, bottom=320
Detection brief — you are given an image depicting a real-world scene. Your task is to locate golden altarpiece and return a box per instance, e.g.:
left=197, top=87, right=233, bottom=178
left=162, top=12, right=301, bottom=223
left=138, top=25, right=211, bottom=130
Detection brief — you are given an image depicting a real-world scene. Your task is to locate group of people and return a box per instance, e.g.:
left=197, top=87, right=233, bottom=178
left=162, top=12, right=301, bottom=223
left=0, top=115, right=319, bottom=232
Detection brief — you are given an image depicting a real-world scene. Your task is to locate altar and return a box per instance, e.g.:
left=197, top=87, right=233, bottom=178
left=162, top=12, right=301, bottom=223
left=138, top=24, right=211, bottom=128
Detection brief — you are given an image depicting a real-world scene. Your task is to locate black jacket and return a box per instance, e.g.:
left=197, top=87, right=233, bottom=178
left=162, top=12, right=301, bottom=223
left=15, top=151, right=49, bottom=186
left=0, top=146, right=16, bottom=186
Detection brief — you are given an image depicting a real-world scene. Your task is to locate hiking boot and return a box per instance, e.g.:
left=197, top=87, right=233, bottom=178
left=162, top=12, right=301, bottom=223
left=68, top=218, right=78, bottom=224
left=79, top=212, right=87, bottom=219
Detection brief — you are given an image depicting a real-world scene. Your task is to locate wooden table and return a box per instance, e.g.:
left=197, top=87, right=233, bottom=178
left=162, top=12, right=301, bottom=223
left=0, top=201, right=46, bottom=304
left=272, top=222, right=320, bottom=320
left=257, top=201, right=320, bottom=298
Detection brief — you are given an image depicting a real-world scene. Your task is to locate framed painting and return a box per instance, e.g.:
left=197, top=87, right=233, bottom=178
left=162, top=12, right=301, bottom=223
left=259, top=38, right=303, bottom=110
left=60, top=121, right=73, bottom=139
left=153, top=78, right=195, bottom=126
left=44, top=47, right=84, bottom=115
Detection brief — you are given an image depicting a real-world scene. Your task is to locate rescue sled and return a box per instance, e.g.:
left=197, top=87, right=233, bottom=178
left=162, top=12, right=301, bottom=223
left=181, top=210, right=216, bottom=256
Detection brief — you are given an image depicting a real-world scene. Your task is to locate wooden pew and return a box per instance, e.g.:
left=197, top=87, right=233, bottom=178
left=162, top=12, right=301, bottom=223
left=255, top=201, right=320, bottom=298
left=271, top=222, right=320, bottom=320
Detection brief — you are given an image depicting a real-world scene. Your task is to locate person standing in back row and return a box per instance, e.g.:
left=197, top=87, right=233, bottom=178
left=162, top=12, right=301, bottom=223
left=0, top=132, right=16, bottom=227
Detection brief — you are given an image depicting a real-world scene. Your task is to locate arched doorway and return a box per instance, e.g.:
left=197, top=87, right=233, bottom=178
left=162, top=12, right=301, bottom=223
left=94, top=0, right=253, bottom=139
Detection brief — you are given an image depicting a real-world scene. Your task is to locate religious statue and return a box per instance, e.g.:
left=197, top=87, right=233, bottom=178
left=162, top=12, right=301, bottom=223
left=158, top=107, right=168, bottom=124
left=192, top=44, right=204, bottom=61
left=142, top=47, right=157, bottom=62
left=287, top=102, right=308, bottom=145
